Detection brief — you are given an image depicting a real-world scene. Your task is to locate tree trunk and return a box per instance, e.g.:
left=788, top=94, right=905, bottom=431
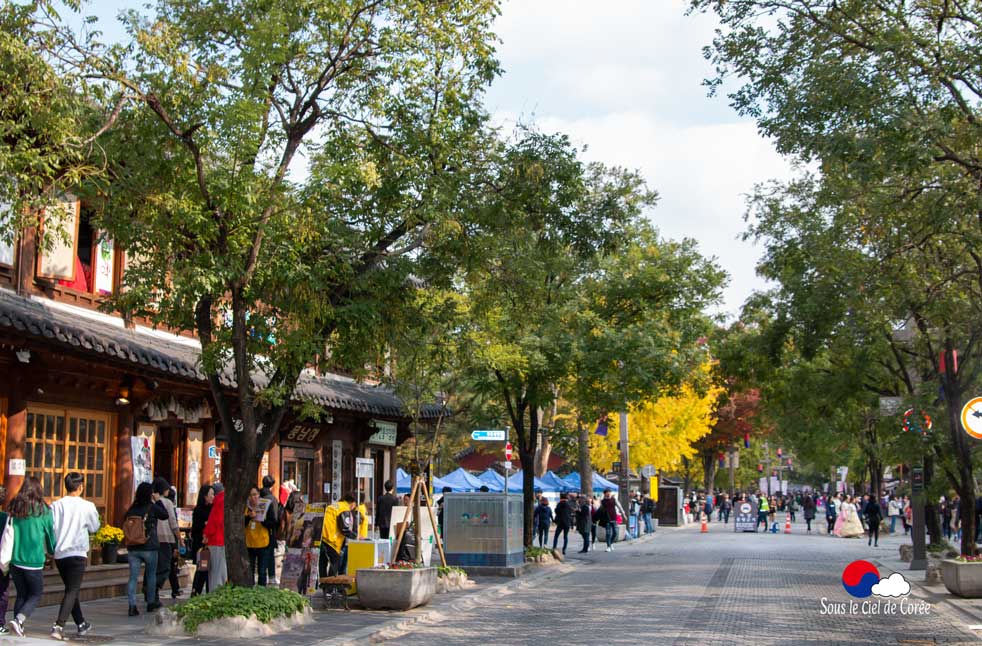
left=224, top=442, right=262, bottom=586
left=534, top=434, right=552, bottom=477
left=924, top=455, right=942, bottom=545
left=941, top=343, right=977, bottom=556
left=681, top=457, right=691, bottom=495
left=700, top=447, right=718, bottom=494
left=577, top=419, right=592, bottom=498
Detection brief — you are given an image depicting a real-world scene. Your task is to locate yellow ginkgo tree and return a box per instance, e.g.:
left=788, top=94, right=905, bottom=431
left=590, top=368, right=723, bottom=475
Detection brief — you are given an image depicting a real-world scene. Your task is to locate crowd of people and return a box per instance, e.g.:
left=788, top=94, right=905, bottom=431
left=532, top=489, right=657, bottom=554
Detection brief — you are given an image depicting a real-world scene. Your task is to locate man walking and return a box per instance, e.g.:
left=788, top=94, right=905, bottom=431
left=641, top=495, right=655, bottom=533
left=50, top=472, right=100, bottom=641
left=151, top=478, right=180, bottom=599
left=376, top=481, right=399, bottom=540
left=533, top=497, right=553, bottom=548
left=552, top=493, right=573, bottom=555
left=575, top=495, right=592, bottom=553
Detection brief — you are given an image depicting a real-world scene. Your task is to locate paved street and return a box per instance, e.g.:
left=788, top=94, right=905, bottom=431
left=381, top=521, right=980, bottom=645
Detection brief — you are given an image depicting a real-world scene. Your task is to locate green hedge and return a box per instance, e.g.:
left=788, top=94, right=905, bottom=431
left=173, top=585, right=309, bottom=634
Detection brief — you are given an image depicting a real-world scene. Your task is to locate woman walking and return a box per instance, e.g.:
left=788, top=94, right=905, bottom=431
left=826, top=495, right=838, bottom=534
left=189, top=485, right=214, bottom=597
left=802, top=494, right=815, bottom=533
left=124, top=482, right=169, bottom=616
left=5, top=477, right=55, bottom=637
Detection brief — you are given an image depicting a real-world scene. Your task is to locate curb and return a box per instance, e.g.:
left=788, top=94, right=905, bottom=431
left=313, top=562, right=579, bottom=646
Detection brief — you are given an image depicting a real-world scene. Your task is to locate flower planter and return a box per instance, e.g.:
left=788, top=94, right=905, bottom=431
left=102, top=543, right=121, bottom=565
left=355, top=567, right=436, bottom=611
left=941, top=560, right=982, bottom=597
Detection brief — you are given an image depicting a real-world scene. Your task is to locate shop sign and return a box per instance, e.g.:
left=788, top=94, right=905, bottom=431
left=368, top=420, right=397, bottom=446
left=8, top=459, right=25, bottom=476
left=285, top=425, right=322, bottom=443
left=356, top=457, right=375, bottom=479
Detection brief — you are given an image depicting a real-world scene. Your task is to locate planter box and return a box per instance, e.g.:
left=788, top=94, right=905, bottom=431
left=355, top=567, right=436, bottom=611
left=941, top=560, right=982, bottom=597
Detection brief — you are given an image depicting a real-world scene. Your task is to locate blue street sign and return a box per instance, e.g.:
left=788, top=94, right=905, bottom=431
left=471, top=429, right=507, bottom=441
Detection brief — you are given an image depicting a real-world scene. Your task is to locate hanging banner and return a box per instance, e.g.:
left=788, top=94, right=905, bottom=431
left=280, top=502, right=326, bottom=596
left=131, top=424, right=156, bottom=492
left=0, top=203, right=13, bottom=267
left=94, top=234, right=114, bottom=294
left=261, top=451, right=270, bottom=478
left=185, top=429, right=203, bottom=506
left=331, top=440, right=342, bottom=504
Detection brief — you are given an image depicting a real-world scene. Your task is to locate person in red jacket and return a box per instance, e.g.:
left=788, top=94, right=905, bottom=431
left=203, top=484, right=226, bottom=591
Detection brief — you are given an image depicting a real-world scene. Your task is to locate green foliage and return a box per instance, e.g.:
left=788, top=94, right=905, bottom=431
left=173, top=585, right=309, bottom=634
left=524, top=546, right=552, bottom=559
left=436, top=565, right=466, bottom=578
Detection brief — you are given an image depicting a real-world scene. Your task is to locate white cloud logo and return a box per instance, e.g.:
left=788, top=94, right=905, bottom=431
left=871, top=572, right=910, bottom=598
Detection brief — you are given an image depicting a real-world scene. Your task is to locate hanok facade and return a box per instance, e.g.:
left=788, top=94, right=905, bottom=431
left=0, top=195, right=418, bottom=529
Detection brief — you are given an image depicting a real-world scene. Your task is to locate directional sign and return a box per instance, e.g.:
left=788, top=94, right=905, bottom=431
left=961, top=397, right=982, bottom=439
left=472, top=429, right=507, bottom=441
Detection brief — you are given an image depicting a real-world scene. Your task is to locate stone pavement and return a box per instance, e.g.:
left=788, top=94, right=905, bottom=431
left=380, top=518, right=981, bottom=645
left=1, top=520, right=979, bottom=644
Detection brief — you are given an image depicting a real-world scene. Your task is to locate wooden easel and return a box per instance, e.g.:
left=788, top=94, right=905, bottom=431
left=390, top=476, right=447, bottom=567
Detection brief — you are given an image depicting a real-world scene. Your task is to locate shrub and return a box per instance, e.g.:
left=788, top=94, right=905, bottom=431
left=437, top=566, right=465, bottom=578
left=173, top=586, right=309, bottom=633
left=91, top=525, right=124, bottom=546
left=525, top=546, right=552, bottom=559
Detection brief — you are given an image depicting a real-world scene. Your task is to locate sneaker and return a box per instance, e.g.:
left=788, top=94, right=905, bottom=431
left=77, top=620, right=92, bottom=636
left=147, top=602, right=162, bottom=613
left=605, top=546, right=611, bottom=552
left=7, top=619, right=23, bottom=637
left=128, top=605, right=140, bottom=617
left=51, top=624, right=66, bottom=641
left=0, top=625, right=8, bottom=635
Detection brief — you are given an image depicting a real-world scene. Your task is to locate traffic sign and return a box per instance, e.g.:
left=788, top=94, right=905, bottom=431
left=505, top=442, right=513, bottom=460
left=503, top=460, right=513, bottom=470
left=472, top=429, right=507, bottom=441
left=961, top=397, right=982, bottom=439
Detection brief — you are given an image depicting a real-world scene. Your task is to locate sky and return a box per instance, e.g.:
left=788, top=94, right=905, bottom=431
left=77, top=0, right=793, bottom=316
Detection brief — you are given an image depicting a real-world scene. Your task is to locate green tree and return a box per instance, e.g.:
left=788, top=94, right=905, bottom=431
left=31, top=0, right=501, bottom=584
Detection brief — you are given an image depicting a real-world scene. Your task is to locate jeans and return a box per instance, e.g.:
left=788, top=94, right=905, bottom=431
left=642, top=513, right=654, bottom=533
left=721, top=510, right=730, bottom=523
left=54, top=556, right=86, bottom=627
left=248, top=547, right=268, bottom=586
left=890, top=516, right=898, bottom=533
left=207, top=546, right=227, bottom=591
left=591, top=523, right=597, bottom=546
left=536, top=526, right=548, bottom=548
left=552, top=527, right=569, bottom=553
left=263, top=542, right=276, bottom=583
left=943, top=519, right=952, bottom=539
left=11, top=567, right=43, bottom=622
left=128, top=550, right=158, bottom=607
left=605, top=523, right=616, bottom=548
left=0, top=570, right=9, bottom=622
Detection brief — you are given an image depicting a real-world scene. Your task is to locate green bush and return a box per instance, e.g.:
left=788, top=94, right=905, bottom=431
left=173, top=585, right=309, bottom=634
left=437, top=566, right=466, bottom=578
left=525, top=546, right=552, bottom=559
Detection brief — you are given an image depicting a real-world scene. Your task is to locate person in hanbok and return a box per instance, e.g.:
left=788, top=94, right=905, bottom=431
left=837, top=497, right=865, bottom=538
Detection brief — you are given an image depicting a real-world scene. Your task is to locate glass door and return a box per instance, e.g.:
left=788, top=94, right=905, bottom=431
left=283, top=458, right=312, bottom=502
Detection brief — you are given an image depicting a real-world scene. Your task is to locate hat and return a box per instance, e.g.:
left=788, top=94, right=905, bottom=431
left=211, top=482, right=224, bottom=493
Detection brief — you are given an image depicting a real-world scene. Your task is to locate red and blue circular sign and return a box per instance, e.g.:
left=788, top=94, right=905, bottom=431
left=842, top=560, right=880, bottom=598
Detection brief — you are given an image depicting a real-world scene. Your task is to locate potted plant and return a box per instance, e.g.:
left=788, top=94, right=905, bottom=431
left=92, top=525, right=125, bottom=565
left=941, top=555, right=982, bottom=597
left=356, top=562, right=437, bottom=611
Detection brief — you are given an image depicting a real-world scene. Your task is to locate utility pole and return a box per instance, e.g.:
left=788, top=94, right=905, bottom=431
left=728, top=446, right=736, bottom=496
left=763, top=440, right=772, bottom=497
left=619, top=411, right=630, bottom=516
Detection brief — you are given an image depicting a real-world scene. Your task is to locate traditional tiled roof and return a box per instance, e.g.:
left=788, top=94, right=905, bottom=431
left=0, top=289, right=439, bottom=419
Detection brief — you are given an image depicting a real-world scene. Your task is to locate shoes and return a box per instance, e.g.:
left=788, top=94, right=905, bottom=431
left=51, top=624, right=66, bottom=641
left=77, top=621, right=92, bottom=636
left=578, top=549, right=588, bottom=553
left=147, top=602, right=162, bottom=612
left=128, top=606, right=140, bottom=617
left=7, top=619, right=24, bottom=637
left=605, top=547, right=611, bottom=552
left=172, top=589, right=183, bottom=598
left=0, top=625, right=8, bottom=635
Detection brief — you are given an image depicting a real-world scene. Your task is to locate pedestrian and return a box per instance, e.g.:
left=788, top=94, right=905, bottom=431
left=802, top=494, right=815, bottom=533
left=865, top=494, right=883, bottom=547
left=600, top=489, right=624, bottom=552
left=703, top=496, right=713, bottom=524
left=720, top=493, right=732, bottom=524
left=50, top=472, right=100, bottom=641
left=641, top=495, right=656, bottom=533
left=437, top=486, right=452, bottom=537
left=319, top=493, right=358, bottom=580
left=903, top=496, right=912, bottom=535
left=259, top=475, right=280, bottom=585
left=123, top=481, right=169, bottom=617
left=376, top=480, right=399, bottom=540
left=887, top=495, right=901, bottom=534
left=590, top=496, right=600, bottom=550
left=788, top=495, right=798, bottom=523
left=4, top=478, right=55, bottom=637
left=0, top=486, right=9, bottom=636
left=203, top=483, right=227, bottom=591
left=245, top=486, right=271, bottom=585
left=151, top=478, right=181, bottom=599
left=533, top=497, right=553, bottom=548
left=552, top=493, right=573, bottom=555
left=575, top=495, right=592, bottom=553
left=163, top=486, right=182, bottom=596
left=756, top=493, right=770, bottom=532
left=941, top=497, right=952, bottom=540
left=189, top=484, right=214, bottom=597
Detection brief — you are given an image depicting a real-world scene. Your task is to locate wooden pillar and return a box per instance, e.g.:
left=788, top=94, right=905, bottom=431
left=4, top=377, right=27, bottom=498
left=113, top=410, right=135, bottom=526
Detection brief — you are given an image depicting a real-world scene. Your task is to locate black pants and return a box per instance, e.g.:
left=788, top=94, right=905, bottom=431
left=827, top=517, right=836, bottom=533
left=379, top=526, right=390, bottom=540
left=54, top=557, right=86, bottom=627
left=579, top=530, right=589, bottom=552
left=263, top=542, right=276, bottom=583
left=248, top=547, right=268, bottom=586
left=11, top=566, right=43, bottom=622
left=319, top=543, right=342, bottom=580
left=191, top=545, right=208, bottom=597
left=868, top=520, right=880, bottom=545
left=552, top=527, right=569, bottom=553
left=155, top=542, right=175, bottom=594
left=536, top=526, right=548, bottom=547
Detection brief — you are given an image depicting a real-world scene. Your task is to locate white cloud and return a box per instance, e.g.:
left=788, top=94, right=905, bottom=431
left=487, top=1, right=797, bottom=316
left=872, top=573, right=911, bottom=598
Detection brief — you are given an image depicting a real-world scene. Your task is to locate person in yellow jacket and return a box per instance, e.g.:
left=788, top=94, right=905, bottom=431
left=319, top=493, right=358, bottom=581
left=756, top=494, right=770, bottom=532
left=357, top=503, right=369, bottom=539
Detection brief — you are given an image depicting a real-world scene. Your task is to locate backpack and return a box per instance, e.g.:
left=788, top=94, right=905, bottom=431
left=123, top=512, right=150, bottom=546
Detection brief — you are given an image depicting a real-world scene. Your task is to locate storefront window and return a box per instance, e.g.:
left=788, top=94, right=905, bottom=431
left=25, top=406, right=110, bottom=513
left=283, top=458, right=312, bottom=502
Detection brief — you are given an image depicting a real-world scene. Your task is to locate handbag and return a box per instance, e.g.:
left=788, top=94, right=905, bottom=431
left=0, top=519, right=13, bottom=575
left=196, top=546, right=210, bottom=572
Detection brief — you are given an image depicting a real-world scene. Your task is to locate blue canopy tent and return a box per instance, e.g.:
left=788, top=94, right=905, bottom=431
left=477, top=469, right=522, bottom=492
left=540, top=470, right=575, bottom=492
left=562, top=471, right=620, bottom=493
left=511, top=470, right=551, bottom=492
left=395, top=467, right=453, bottom=494
left=439, top=467, right=492, bottom=492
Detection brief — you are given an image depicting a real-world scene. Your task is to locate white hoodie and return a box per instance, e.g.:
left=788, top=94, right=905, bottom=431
left=51, top=496, right=101, bottom=560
